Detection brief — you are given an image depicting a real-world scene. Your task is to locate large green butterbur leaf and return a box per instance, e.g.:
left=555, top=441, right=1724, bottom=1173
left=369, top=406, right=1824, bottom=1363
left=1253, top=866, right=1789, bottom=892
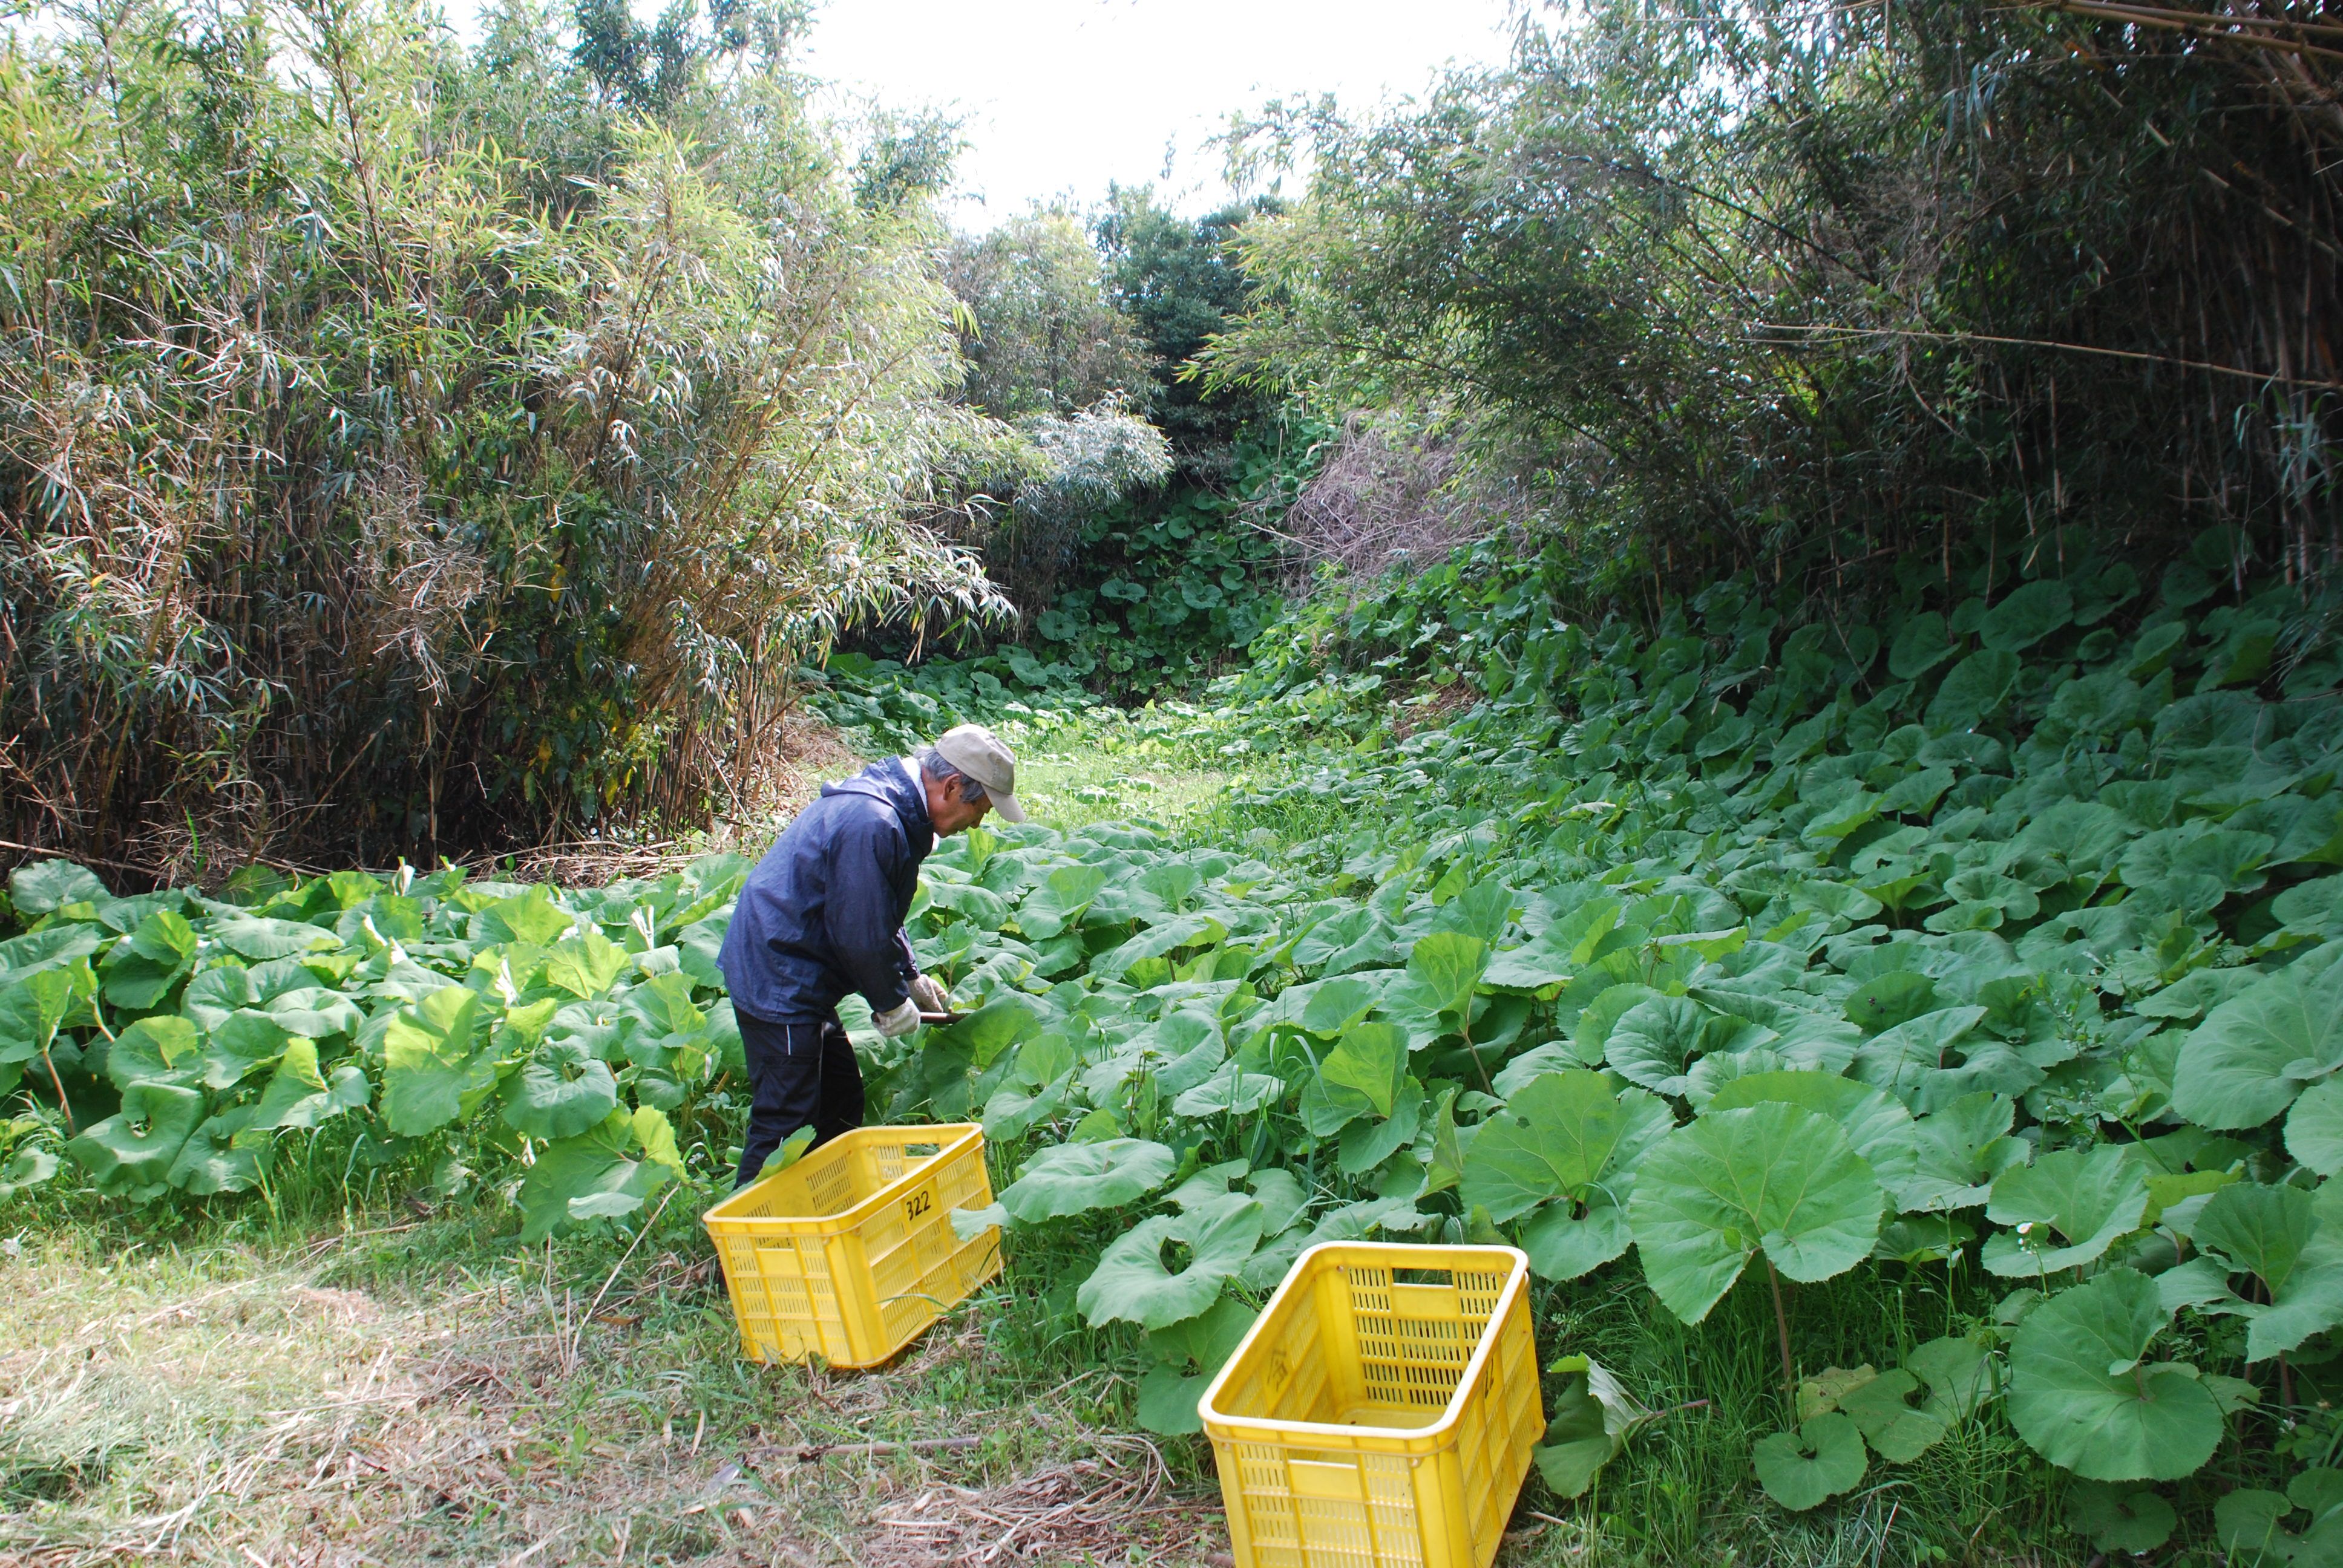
left=1927, top=650, right=2021, bottom=730
left=1981, top=1145, right=2149, bottom=1276
left=2194, top=1181, right=2343, bottom=1361
left=251, top=1037, right=370, bottom=1129
left=1406, top=930, right=1489, bottom=1024
left=211, top=913, right=338, bottom=961
left=2289, top=1078, right=2343, bottom=1176
left=1705, top=1071, right=1919, bottom=1193
left=1835, top=1368, right=1948, bottom=1462
left=1606, top=995, right=1763, bottom=1097
left=100, top=909, right=197, bottom=1007
left=479, top=887, right=578, bottom=947
left=1314, top=1020, right=1408, bottom=1119
left=1889, top=612, right=1955, bottom=681
left=2215, top=1481, right=2343, bottom=1566
left=0, top=960, right=96, bottom=1090
left=1018, top=864, right=1112, bottom=938
left=1979, top=580, right=2073, bottom=653
left=2005, top=1269, right=2222, bottom=1481
left=1627, top=1103, right=1887, bottom=1324
left=1900, top=1093, right=2030, bottom=1211
left=501, top=1038, right=619, bottom=1139
left=991, top=1138, right=1177, bottom=1224
left=106, top=1015, right=203, bottom=1090
left=543, top=929, right=628, bottom=999
left=2172, top=947, right=2343, bottom=1129
left=11, top=860, right=108, bottom=915
left=168, top=1107, right=270, bottom=1195
left=1753, top=1414, right=1867, bottom=1511
left=1077, top=1191, right=1263, bottom=1329
left=516, top=1106, right=681, bottom=1241
left=2066, top=1484, right=2178, bottom=1555
left=1465, top=1068, right=1673, bottom=1224
left=1136, top=1295, right=1255, bottom=1436
left=67, top=1081, right=205, bottom=1197
left=381, top=984, right=495, bottom=1136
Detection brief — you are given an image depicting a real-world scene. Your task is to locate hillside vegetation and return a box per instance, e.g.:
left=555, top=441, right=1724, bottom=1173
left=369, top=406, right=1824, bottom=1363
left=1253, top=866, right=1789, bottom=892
left=5, top=1, right=2343, bottom=1564
left=10, top=525, right=2342, bottom=1561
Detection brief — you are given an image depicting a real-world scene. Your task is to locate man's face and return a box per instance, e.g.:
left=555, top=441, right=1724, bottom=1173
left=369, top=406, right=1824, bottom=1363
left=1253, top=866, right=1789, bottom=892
left=927, top=773, right=994, bottom=836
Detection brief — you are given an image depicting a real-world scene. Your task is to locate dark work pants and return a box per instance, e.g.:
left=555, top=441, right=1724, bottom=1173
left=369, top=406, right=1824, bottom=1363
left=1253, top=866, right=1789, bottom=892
left=735, top=1013, right=865, bottom=1187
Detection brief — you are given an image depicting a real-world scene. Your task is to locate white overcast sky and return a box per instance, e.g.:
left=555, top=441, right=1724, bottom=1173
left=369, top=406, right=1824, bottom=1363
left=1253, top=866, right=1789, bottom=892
left=445, top=0, right=1522, bottom=229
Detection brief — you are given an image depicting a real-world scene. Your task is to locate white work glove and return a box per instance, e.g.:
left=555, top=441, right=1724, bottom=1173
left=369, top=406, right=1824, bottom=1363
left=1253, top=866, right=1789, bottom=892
left=874, top=998, right=922, bottom=1038
left=908, top=973, right=952, bottom=1013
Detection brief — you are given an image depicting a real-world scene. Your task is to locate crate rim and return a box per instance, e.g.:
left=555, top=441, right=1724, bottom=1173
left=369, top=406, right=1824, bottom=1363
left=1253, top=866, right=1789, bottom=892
left=701, top=1122, right=985, bottom=1235
left=1195, top=1239, right=1532, bottom=1444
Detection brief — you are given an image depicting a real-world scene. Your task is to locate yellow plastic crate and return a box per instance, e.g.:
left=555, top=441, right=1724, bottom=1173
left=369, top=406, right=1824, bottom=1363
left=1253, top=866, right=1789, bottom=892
left=1199, top=1241, right=1541, bottom=1568
left=703, top=1123, right=1001, bottom=1368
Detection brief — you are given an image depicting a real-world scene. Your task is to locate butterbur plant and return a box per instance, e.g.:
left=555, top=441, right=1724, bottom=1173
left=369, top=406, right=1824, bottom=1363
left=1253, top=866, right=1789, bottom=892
left=5, top=535, right=2339, bottom=1554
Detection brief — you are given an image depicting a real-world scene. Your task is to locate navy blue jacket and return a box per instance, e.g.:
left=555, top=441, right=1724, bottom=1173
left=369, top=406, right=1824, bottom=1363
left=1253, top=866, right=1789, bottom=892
left=718, top=758, right=933, bottom=1025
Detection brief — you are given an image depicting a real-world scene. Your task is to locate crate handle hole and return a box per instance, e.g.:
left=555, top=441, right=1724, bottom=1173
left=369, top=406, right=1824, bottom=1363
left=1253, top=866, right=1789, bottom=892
left=902, top=1143, right=942, bottom=1158
left=1392, top=1267, right=1455, bottom=1287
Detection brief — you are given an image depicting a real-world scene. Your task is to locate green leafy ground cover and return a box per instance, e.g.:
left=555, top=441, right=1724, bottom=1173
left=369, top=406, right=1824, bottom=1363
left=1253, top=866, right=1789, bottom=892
left=7, top=531, right=2343, bottom=1564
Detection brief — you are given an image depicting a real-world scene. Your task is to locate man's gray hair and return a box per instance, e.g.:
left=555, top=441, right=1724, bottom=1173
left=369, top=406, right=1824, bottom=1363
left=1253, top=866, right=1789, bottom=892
left=916, top=745, right=988, bottom=803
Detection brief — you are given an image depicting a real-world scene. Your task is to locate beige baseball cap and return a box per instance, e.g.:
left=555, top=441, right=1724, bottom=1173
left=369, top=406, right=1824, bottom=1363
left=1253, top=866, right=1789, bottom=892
left=934, top=723, right=1026, bottom=822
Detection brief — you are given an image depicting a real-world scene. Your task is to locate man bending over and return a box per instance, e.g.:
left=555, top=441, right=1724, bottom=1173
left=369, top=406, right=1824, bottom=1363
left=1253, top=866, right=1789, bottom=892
left=718, top=724, right=1024, bottom=1186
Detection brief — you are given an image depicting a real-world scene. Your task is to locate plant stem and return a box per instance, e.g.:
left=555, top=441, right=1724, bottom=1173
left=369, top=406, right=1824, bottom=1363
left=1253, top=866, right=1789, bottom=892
left=37, top=1042, right=76, bottom=1133
left=1460, top=1019, right=1493, bottom=1094
left=1765, top=1255, right=1795, bottom=1394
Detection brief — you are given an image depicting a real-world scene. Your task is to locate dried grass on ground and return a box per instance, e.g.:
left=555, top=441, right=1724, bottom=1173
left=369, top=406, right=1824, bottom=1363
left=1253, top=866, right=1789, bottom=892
left=0, top=1220, right=1228, bottom=1568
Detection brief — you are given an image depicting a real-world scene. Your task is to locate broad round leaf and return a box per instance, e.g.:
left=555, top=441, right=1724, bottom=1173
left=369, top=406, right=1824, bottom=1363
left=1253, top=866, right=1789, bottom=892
left=66, top=1081, right=205, bottom=1196
left=516, top=1108, right=671, bottom=1241
left=2065, top=1482, right=2177, bottom=1554
left=998, top=1138, right=1177, bottom=1224
left=106, top=1015, right=203, bottom=1091
left=2194, top=1182, right=2314, bottom=1292
left=168, top=1108, right=268, bottom=1195
left=1076, top=1193, right=1264, bottom=1329
left=1752, top=1413, right=1867, bottom=1511
left=2287, top=1077, right=2343, bottom=1177
left=1135, top=1295, right=1255, bottom=1436
left=1627, top=1103, right=1887, bottom=1324
left=1981, top=1145, right=2149, bottom=1276
left=1979, top=580, right=2074, bottom=653
left=1605, top=995, right=1715, bottom=1096
left=1407, top=930, right=1489, bottom=1018
left=1463, top=1070, right=1673, bottom=1223
left=2005, top=1269, right=2222, bottom=1481
left=251, top=1037, right=370, bottom=1129
left=1835, top=1367, right=1948, bottom=1463
left=1926, top=650, right=2022, bottom=731
left=1707, top=1071, right=1918, bottom=1191
left=381, top=984, right=494, bottom=1137
left=2172, top=952, right=2343, bottom=1130
left=1888, top=612, right=1955, bottom=681
left=1906, top=1334, right=1996, bottom=1421
left=1900, top=1093, right=2028, bottom=1212
left=502, top=1038, right=620, bottom=1140
left=1317, top=1020, right=1408, bottom=1117
left=1522, top=1189, right=1633, bottom=1281
left=10, top=860, right=110, bottom=916
left=1173, top=1069, right=1285, bottom=1119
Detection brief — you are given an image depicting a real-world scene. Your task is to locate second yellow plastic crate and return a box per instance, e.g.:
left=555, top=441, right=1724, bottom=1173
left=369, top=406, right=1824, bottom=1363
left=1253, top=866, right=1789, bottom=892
left=1198, top=1241, right=1541, bottom=1568
left=703, top=1123, right=1001, bottom=1368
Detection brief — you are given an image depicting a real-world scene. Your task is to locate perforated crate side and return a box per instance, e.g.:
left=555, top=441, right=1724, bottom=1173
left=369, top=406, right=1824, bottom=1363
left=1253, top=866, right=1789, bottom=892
left=703, top=1124, right=997, bottom=1368
left=1202, top=1243, right=1538, bottom=1568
